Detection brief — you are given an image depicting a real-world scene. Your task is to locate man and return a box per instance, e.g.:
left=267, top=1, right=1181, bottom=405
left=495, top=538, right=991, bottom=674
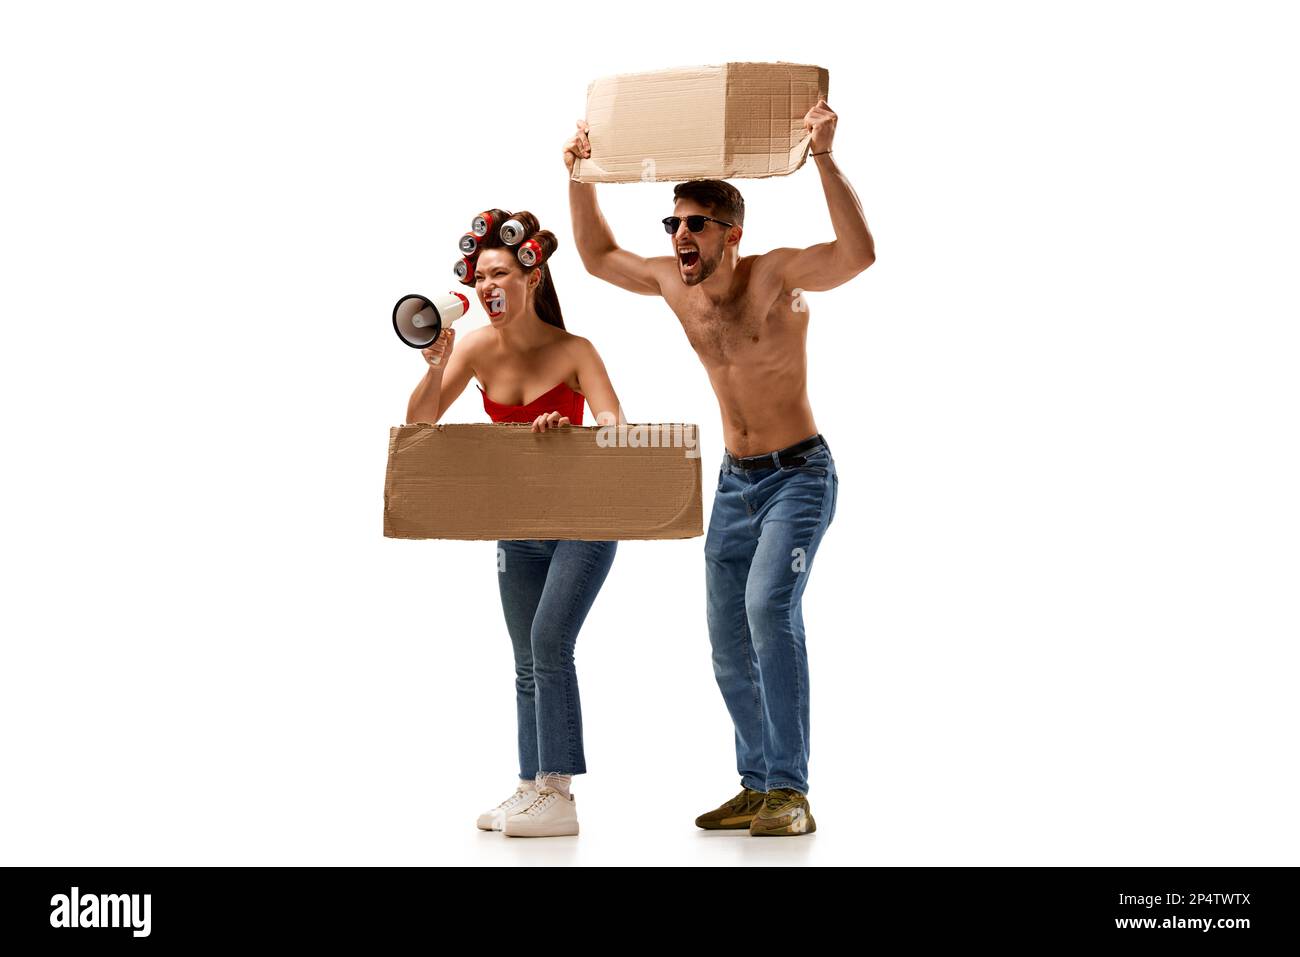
left=563, top=99, right=875, bottom=836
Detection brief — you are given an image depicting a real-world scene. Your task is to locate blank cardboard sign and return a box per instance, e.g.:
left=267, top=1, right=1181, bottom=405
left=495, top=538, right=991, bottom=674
left=383, top=423, right=704, bottom=541
left=571, top=61, right=830, bottom=184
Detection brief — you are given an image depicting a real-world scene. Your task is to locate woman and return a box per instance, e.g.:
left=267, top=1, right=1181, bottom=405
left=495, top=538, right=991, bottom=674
left=406, top=210, right=622, bottom=838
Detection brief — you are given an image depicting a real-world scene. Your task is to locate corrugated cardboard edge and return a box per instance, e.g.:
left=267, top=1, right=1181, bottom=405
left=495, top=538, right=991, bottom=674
left=383, top=422, right=445, bottom=539
left=382, top=426, right=401, bottom=539
left=572, top=61, right=829, bottom=184
left=382, top=423, right=704, bottom=541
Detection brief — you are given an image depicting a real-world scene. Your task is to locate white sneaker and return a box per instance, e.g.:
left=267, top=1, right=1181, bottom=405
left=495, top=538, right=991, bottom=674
left=503, top=786, right=579, bottom=837
left=476, top=783, right=540, bottom=832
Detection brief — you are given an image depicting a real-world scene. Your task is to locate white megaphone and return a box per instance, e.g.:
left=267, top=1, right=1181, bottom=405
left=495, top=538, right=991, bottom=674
left=392, top=292, right=471, bottom=354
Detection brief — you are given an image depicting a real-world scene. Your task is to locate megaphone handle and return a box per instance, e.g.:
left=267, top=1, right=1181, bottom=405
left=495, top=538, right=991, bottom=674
left=428, top=323, right=446, bottom=364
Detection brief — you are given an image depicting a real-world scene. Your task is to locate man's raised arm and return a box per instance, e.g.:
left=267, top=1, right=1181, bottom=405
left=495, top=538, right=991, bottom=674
left=763, top=99, right=876, bottom=293
left=564, top=120, right=667, bottom=297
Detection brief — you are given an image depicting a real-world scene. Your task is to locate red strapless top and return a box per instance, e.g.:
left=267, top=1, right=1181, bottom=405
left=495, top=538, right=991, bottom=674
left=477, top=381, right=585, bottom=425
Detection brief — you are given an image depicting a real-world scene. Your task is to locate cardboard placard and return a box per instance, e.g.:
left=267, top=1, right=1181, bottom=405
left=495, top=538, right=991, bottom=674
left=571, top=61, right=830, bottom=184
left=384, top=423, right=703, bottom=541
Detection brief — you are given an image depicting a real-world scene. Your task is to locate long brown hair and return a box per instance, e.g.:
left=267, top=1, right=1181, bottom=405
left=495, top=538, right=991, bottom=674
left=461, top=210, right=565, bottom=330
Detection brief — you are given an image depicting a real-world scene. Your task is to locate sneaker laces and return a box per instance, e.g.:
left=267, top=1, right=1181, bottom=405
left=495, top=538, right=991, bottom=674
left=494, top=785, right=532, bottom=811
left=522, top=787, right=559, bottom=816
left=764, top=788, right=794, bottom=810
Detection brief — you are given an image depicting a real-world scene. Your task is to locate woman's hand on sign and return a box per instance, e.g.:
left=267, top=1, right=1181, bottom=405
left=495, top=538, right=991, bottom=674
left=532, top=410, right=571, bottom=433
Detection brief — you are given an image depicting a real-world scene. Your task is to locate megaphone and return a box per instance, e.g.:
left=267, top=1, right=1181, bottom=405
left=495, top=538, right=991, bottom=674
left=392, top=291, right=471, bottom=353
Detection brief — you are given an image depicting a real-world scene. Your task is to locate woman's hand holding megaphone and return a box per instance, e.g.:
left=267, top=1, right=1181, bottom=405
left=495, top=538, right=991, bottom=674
left=421, top=327, right=455, bottom=369
left=531, top=410, right=571, bottom=433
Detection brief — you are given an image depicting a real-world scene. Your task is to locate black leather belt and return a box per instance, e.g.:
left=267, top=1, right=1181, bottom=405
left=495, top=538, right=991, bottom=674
left=725, top=433, right=829, bottom=470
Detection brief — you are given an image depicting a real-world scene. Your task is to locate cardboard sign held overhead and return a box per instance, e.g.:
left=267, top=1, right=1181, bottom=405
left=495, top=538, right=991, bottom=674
left=384, top=423, right=704, bottom=541
left=571, top=61, right=830, bottom=184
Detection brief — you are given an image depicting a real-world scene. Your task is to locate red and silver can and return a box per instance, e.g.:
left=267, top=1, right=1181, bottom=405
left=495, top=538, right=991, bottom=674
left=516, top=230, right=556, bottom=268
left=454, top=256, right=475, bottom=284
left=499, top=211, right=539, bottom=246
left=472, top=208, right=510, bottom=238
left=458, top=232, right=479, bottom=255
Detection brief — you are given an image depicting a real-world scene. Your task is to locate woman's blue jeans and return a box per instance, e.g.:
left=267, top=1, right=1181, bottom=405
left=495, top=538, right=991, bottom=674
left=496, top=539, right=617, bottom=780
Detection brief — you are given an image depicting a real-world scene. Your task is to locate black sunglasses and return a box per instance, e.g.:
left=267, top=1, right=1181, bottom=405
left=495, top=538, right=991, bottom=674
left=662, top=215, right=734, bottom=234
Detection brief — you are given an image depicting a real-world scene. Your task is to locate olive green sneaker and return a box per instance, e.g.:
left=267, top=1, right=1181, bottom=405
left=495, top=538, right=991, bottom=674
left=694, top=787, right=767, bottom=830
left=749, top=787, right=816, bottom=836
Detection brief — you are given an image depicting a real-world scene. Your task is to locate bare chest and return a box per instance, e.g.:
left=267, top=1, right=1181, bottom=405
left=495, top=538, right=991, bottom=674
left=669, top=288, right=804, bottom=364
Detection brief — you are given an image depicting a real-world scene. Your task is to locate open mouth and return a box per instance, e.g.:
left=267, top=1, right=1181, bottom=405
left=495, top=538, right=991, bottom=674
left=484, top=290, right=507, bottom=318
left=677, top=247, right=700, bottom=270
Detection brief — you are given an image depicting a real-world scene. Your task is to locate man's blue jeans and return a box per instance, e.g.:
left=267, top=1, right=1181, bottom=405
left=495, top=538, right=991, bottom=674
left=704, top=438, right=838, bottom=796
left=497, top=539, right=617, bottom=780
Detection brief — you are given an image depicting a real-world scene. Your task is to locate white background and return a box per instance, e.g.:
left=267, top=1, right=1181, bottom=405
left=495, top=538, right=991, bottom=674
left=2, top=2, right=1297, bottom=866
